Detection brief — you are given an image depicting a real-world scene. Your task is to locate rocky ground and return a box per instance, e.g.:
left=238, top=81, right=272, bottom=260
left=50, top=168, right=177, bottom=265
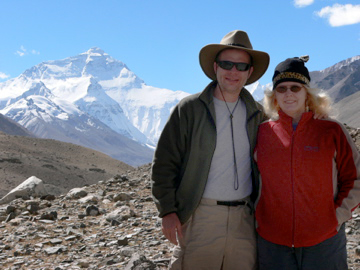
left=0, top=163, right=359, bottom=270
left=0, top=164, right=171, bottom=270
left=0, top=126, right=359, bottom=270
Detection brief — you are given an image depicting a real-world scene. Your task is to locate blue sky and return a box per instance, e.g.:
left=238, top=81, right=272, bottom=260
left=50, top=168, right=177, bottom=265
left=0, top=0, right=359, bottom=94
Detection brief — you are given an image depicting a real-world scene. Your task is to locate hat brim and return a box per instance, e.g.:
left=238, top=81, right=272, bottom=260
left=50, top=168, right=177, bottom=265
left=199, top=44, right=270, bottom=85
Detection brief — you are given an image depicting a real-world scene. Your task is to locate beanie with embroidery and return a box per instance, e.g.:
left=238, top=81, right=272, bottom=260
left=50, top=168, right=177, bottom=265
left=272, top=55, right=310, bottom=89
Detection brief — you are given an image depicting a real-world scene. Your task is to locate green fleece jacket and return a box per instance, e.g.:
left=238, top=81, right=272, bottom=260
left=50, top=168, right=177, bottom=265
left=151, top=81, right=266, bottom=224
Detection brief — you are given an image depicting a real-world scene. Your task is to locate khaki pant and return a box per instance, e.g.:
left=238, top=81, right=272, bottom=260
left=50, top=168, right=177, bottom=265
left=169, top=198, right=257, bottom=270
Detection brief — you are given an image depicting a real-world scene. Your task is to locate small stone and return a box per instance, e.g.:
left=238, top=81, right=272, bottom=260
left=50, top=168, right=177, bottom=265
left=27, top=204, right=39, bottom=214
left=5, top=212, right=16, bottom=223
left=65, top=235, right=77, bottom=241
left=6, top=205, right=16, bottom=214
left=118, top=237, right=129, bottom=246
left=44, top=246, right=67, bottom=255
left=355, top=246, right=360, bottom=256
left=78, top=260, right=90, bottom=268
left=85, top=205, right=100, bottom=216
left=111, top=219, right=121, bottom=226
left=40, top=211, right=57, bottom=220
left=50, top=239, right=63, bottom=245
left=113, top=193, right=132, bottom=202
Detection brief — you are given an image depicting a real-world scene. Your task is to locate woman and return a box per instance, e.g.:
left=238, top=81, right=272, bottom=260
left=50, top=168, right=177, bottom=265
left=254, top=56, right=360, bottom=270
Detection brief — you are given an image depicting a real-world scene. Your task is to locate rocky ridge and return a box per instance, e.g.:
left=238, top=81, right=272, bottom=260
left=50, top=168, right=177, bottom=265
left=0, top=126, right=359, bottom=270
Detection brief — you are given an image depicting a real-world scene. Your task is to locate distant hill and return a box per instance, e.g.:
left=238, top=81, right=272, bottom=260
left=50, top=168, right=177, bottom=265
left=311, top=56, right=360, bottom=102
left=310, top=56, right=360, bottom=128
left=0, top=113, right=35, bottom=137
left=0, top=130, right=133, bottom=198
left=333, top=91, right=360, bottom=128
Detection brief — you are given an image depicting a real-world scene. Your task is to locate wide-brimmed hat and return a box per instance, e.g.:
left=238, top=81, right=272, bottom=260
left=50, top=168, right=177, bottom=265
left=199, top=30, right=270, bottom=85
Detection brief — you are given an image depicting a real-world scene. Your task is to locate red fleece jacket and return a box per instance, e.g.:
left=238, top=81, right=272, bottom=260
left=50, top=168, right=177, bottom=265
left=255, top=111, right=360, bottom=247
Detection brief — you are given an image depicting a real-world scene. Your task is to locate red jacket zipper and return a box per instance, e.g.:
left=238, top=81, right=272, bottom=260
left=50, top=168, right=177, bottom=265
left=291, top=130, right=296, bottom=248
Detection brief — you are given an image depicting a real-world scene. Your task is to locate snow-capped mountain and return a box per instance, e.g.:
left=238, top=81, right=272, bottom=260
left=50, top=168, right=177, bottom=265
left=0, top=48, right=189, bottom=166
left=0, top=80, right=155, bottom=166
left=0, top=48, right=358, bottom=167
left=245, top=81, right=270, bottom=102
left=312, top=56, right=360, bottom=80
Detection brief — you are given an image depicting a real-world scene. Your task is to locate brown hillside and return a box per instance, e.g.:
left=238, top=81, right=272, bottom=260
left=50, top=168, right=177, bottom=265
left=0, top=132, right=133, bottom=198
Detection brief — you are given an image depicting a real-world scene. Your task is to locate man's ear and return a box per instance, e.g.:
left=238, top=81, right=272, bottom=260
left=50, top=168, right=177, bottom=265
left=213, top=62, right=218, bottom=76
left=247, top=66, right=254, bottom=79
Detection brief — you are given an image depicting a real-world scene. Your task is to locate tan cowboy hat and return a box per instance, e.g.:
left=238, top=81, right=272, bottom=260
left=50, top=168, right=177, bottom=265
left=199, top=30, right=270, bottom=85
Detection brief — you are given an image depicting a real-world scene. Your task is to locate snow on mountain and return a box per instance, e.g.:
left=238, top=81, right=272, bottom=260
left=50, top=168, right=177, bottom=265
left=318, top=55, right=360, bottom=75
left=245, top=81, right=270, bottom=102
left=74, top=77, right=149, bottom=144
left=0, top=81, right=154, bottom=166
left=103, top=83, right=189, bottom=144
left=0, top=47, right=189, bottom=165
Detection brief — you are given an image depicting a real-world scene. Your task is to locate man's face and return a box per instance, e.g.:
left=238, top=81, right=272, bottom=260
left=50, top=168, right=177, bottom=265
left=213, top=49, right=253, bottom=95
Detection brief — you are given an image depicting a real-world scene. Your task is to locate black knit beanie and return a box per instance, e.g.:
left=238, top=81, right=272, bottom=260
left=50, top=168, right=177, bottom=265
left=272, top=55, right=310, bottom=89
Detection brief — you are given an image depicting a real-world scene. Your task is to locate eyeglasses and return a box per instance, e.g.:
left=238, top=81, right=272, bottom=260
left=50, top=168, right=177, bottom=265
left=275, top=85, right=303, bottom=93
left=216, top=61, right=251, bottom=71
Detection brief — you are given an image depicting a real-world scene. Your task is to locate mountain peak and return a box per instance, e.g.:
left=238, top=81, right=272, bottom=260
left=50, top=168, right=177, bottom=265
left=84, top=47, right=107, bottom=56
left=319, top=55, right=360, bottom=74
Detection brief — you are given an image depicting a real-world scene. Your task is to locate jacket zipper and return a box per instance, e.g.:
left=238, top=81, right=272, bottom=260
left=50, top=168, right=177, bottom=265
left=291, top=131, right=296, bottom=248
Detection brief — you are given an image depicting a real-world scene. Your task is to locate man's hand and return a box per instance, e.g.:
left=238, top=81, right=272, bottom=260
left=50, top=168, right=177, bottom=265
left=162, top=213, right=183, bottom=245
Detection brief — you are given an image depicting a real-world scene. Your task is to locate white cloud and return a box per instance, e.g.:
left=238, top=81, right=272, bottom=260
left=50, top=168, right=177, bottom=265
left=0, top=72, right=10, bottom=80
left=15, top=46, right=40, bottom=57
left=294, top=0, right=314, bottom=8
left=15, top=45, right=26, bottom=57
left=15, top=51, right=25, bottom=57
left=316, top=4, right=360, bottom=27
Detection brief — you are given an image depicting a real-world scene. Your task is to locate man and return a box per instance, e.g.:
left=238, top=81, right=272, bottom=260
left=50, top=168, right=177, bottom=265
left=151, top=30, right=269, bottom=270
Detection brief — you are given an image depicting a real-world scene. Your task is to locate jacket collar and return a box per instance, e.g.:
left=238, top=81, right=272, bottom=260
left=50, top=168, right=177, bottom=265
left=199, top=81, right=216, bottom=105
left=199, top=81, right=262, bottom=121
left=278, top=110, right=314, bottom=131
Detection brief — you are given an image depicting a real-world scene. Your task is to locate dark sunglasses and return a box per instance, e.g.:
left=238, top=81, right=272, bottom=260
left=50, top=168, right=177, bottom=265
left=275, top=85, right=303, bottom=93
left=216, top=61, right=251, bottom=71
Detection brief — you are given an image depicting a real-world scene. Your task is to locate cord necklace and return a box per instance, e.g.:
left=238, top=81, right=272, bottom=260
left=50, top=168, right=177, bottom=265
left=218, top=85, right=241, bottom=190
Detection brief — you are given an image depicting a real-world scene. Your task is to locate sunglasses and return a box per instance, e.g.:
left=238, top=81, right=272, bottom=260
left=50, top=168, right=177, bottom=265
left=275, top=85, right=303, bottom=93
left=216, top=61, right=251, bottom=71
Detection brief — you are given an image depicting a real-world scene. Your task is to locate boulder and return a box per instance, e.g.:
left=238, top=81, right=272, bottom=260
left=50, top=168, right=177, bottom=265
left=0, top=176, right=48, bottom=205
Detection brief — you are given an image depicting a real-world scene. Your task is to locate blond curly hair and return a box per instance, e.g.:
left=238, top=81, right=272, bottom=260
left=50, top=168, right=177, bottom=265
left=263, top=85, right=332, bottom=120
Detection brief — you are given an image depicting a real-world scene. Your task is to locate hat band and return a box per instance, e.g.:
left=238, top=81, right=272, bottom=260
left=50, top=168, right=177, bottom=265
left=273, top=72, right=310, bottom=86
left=226, top=43, right=248, bottom=48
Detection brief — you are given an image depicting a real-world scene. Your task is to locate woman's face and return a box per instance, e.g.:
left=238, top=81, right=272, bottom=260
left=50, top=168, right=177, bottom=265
left=274, top=81, right=307, bottom=123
